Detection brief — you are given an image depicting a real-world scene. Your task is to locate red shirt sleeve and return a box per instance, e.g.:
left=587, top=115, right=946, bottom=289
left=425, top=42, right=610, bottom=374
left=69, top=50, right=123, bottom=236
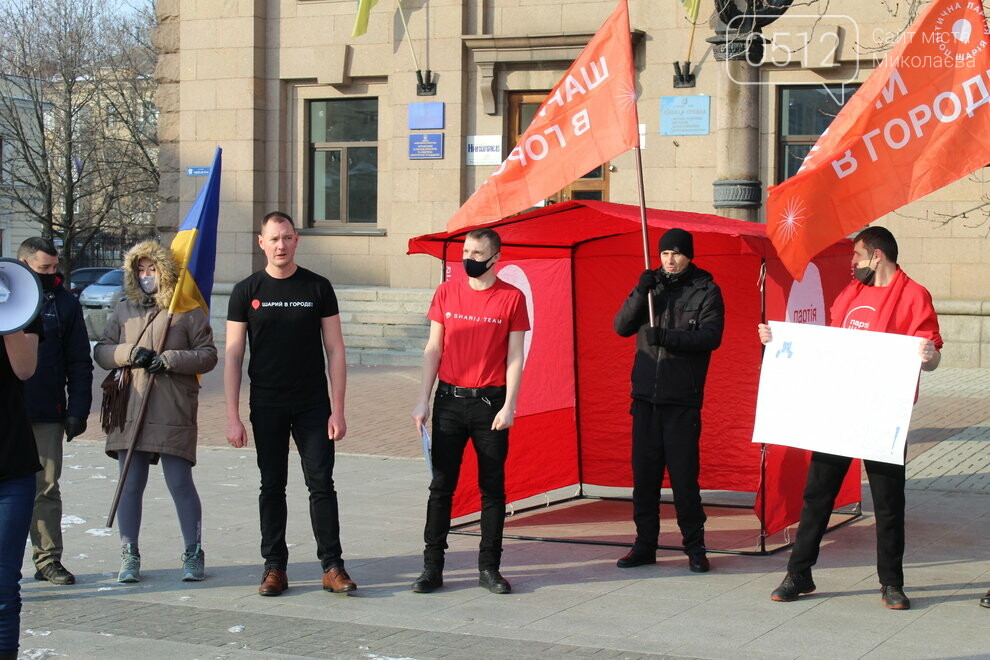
left=427, top=284, right=445, bottom=324
left=508, top=290, right=530, bottom=332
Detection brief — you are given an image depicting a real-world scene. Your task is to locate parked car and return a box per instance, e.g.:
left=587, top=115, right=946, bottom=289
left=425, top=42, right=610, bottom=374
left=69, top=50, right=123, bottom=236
left=69, top=267, right=113, bottom=297
left=79, top=269, right=124, bottom=309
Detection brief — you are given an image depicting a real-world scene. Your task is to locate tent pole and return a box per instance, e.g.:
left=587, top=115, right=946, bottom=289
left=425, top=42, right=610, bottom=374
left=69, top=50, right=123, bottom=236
left=633, top=146, right=656, bottom=325
left=570, top=247, right=585, bottom=497
left=758, top=259, right=768, bottom=554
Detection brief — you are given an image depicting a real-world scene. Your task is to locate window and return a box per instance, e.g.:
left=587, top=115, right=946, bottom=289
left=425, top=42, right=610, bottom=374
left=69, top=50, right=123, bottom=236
left=506, top=92, right=609, bottom=204
left=308, top=98, right=378, bottom=225
left=777, top=85, right=858, bottom=183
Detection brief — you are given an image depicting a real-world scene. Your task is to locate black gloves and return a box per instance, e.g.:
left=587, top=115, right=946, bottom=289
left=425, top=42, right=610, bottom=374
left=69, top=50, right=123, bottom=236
left=646, top=326, right=668, bottom=347
left=635, top=269, right=659, bottom=295
left=147, top=354, right=169, bottom=374
left=64, top=416, right=86, bottom=442
left=130, top=346, right=156, bottom=368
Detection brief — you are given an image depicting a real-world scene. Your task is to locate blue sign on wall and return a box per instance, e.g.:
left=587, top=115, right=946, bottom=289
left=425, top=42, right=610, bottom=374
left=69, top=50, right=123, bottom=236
left=186, top=166, right=212, bottom=176
left=409, top=133, right=444, bottom=159
left=660, top=96, right=710, bottom=136
left=408, top=102, right=445, bottom=130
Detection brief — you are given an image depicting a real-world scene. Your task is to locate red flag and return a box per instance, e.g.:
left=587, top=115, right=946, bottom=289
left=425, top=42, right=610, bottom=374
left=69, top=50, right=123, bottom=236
left=446, top=0, right=639, bottom=232
left=767, top=0, right=990, bottom=280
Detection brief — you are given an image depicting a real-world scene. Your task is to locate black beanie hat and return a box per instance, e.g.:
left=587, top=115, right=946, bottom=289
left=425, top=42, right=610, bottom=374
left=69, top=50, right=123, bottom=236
left=658, top=228, right=694, bottom=259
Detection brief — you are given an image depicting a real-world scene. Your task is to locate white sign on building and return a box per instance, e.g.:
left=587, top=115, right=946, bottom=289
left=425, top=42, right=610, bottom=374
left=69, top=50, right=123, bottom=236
left=466, top=135, right=502, bottom=166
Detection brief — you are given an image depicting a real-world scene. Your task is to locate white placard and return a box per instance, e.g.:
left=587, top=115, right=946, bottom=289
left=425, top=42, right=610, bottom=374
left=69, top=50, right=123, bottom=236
left=466, top=135, right=502, bottom=165
left=752, top=321, right=922, bottom=465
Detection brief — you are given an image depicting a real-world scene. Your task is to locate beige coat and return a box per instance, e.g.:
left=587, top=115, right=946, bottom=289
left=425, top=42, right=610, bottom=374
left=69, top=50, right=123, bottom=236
left=94, top=241, right=217, bottom=464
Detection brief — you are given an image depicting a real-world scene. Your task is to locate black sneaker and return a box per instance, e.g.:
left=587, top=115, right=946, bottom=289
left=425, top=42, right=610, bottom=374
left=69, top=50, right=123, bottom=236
left=688, top=553, right=710, bottom=573
left=616, top=548, right=656, bottom=568
left=411, top=569, right=443, bottom=593
left=479, top=569, right=511, bottom=594
left=770, top=571, right=815, bottom=601
left=34, top=561, right=75, bottom=585
left=980, top=590, right=990, bottom=608
left=881, top=585, right=910, bottom=610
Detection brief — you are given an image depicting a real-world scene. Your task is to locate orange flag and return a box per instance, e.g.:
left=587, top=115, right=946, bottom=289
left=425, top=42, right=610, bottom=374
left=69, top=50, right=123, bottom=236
left=767, top=0, right=990, bottom=280
left=446, top=0, right=639, bottom=232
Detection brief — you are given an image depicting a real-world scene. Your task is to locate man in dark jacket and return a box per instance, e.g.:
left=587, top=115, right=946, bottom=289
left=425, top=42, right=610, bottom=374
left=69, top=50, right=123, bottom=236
left=18, top=238, right=93, bottom=586
left=613, top=228, right=724, bottom=573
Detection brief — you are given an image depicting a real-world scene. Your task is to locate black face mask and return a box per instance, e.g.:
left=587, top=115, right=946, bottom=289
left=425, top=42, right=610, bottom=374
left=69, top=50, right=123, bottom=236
left=854, top=253, right=878, bottom=285
left=853, top=266, right=876, bottom=285
left=38, top=273, right=57, bottom=291
left=463, top=256, right=494, bottom=279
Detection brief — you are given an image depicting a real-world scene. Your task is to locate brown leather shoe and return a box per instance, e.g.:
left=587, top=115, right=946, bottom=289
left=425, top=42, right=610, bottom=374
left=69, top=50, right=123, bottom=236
left=258, top=568, right=288, bottom=596
left=322, top=566, right=357, bottom=593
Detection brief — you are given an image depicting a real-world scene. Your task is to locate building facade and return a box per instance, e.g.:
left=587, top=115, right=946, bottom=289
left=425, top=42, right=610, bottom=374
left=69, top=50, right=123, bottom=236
left=156, top=0, right=990, bottom=366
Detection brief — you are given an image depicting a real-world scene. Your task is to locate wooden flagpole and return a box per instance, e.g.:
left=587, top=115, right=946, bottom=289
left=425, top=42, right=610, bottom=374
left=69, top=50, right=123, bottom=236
left=105, top=313, right=175, bottom=527
left=634, top=145, right=656, bottom=327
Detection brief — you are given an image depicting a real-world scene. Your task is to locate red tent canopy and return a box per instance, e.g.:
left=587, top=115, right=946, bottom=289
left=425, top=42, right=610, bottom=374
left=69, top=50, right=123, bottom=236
left=408, top=200, right=859, bottom=537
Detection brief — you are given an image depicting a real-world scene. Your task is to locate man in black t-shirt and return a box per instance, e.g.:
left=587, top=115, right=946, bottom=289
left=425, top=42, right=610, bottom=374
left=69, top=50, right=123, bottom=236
left=225, top=211, right=354, bottom=596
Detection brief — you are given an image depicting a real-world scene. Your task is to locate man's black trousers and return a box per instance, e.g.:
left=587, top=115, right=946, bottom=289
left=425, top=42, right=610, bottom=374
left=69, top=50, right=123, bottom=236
left=630, top=400, right=706, bottom=555
left=250, top=401, right=344, bottom=572
left=788, top=451, right=906, bottom=587
left=424, top=387, right=508, bottom=572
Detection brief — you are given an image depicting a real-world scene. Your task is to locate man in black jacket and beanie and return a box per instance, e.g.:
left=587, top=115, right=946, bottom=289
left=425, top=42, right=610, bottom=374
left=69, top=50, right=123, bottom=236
left=613, top=228, right=724, bottom=572
left=18, top=238, right=93, bottom=586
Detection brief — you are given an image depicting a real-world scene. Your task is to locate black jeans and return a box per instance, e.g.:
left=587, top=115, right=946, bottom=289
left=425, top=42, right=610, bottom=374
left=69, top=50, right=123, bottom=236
left=788, top=451, right=906, bottom=587
left=630, top=400, right=706, bottom=555
left=424, top=387, right=509, bottom=572
left=250, top=401, right=343, bottom=572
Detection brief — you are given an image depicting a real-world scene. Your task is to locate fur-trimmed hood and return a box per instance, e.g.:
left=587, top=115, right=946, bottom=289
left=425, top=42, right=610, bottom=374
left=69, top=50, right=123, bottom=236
left=122, top=240, right=178, bottom=309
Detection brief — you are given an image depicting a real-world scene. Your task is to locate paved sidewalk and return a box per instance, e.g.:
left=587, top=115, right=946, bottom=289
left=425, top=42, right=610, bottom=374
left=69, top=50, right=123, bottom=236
left=15, top=366, right=990, bottom=659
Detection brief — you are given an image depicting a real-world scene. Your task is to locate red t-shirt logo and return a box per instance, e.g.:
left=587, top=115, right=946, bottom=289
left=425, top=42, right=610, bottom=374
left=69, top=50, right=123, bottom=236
left=251, top=299, right=261, bottom=310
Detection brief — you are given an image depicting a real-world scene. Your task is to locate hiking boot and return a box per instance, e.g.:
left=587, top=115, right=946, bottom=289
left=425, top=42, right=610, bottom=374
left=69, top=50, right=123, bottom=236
left=118, top=544, right=141, bottom=583
left=34, top=560, right=76, bottom=585
left=181, top=544, right=205, bottom=581
left=770, top=571, right=815, bottom=602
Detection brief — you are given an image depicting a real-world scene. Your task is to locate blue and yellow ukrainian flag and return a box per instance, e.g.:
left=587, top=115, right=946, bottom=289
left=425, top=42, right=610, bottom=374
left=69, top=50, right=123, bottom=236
left=680, top=0, right=700, bottom=22
left=351, top=0, right=379, bottom=38
left=169, top=147, right=221, bottom=316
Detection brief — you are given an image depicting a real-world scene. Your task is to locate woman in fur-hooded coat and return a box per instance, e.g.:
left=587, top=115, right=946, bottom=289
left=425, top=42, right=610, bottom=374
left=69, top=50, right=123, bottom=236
left=95, top=240, right=217, bottom=462
left=94, top=240, right=216, bottom=582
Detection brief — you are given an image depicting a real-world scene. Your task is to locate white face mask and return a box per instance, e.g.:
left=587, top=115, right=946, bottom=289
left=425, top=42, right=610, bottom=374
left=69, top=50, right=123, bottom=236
left=139, top=275, right=158, bottom=294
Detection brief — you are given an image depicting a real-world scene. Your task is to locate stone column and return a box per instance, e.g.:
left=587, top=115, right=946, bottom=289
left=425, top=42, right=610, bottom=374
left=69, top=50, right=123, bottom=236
left=708, top=28, right=763, bottom=222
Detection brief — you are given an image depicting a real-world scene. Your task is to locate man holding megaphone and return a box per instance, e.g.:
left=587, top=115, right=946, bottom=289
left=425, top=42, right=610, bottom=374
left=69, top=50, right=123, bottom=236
left=17, top=238, right=93, bottom=587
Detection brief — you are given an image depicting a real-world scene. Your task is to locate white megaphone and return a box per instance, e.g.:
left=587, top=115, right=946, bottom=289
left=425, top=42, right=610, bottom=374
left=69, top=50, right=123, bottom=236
left=0, top=258, right=43, bottom=335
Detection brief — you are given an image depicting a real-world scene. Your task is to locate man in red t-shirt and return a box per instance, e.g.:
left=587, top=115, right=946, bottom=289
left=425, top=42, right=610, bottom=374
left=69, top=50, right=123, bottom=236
left=758, top=226, right=942, bottom=611
left=410, top=228, right=530, bottom=595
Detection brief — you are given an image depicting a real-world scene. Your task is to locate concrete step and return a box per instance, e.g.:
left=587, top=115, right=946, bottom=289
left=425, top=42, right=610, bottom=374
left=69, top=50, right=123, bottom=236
left=339, top=310, right=428, bottom=326
left=346, top=335, right=427, bottom=351
left=341, top=323, right=429, bottom=339
left=335, top=285, right=434, bottom=303
left=345, top=348, right=423, bottom=367
left=337, top=298, right=431, bottom=314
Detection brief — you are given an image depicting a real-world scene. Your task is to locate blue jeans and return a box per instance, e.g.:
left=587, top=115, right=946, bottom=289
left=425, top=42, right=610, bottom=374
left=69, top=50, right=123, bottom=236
left=0, top=474, right=36, bottom=654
